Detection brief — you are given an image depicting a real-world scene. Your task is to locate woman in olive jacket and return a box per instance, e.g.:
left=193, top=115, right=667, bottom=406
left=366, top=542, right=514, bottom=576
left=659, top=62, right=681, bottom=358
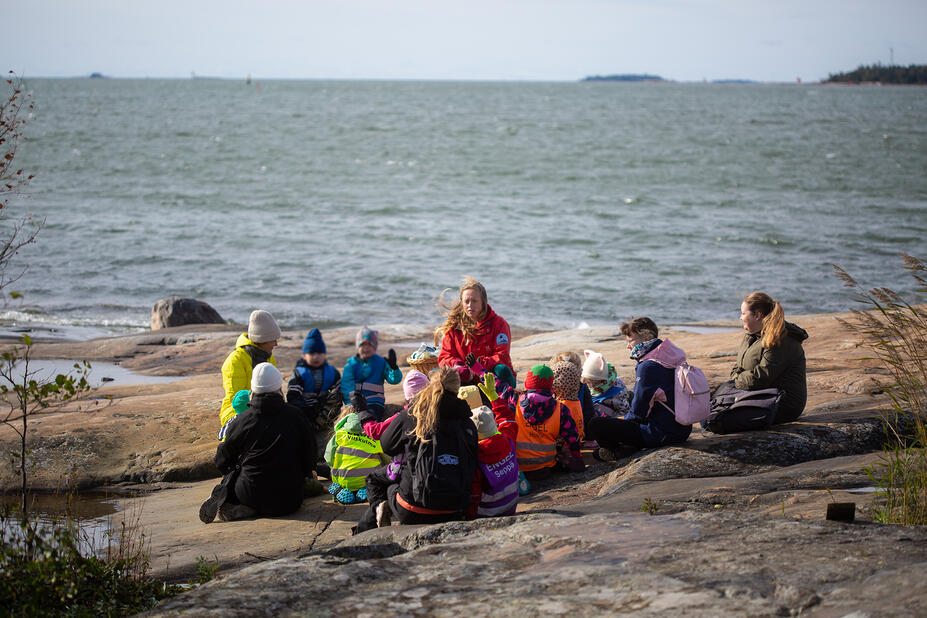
left=732, top=292, right=809, bottom=423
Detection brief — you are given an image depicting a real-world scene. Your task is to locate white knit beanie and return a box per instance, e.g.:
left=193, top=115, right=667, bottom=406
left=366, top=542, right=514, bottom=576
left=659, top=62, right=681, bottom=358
left=581, top=349, right=609, bottom=381
left=251, top=362, right=283, bottom=394
left=470, top=406, right=498, bottom=440
left=248, top=310, right=281, bottom=343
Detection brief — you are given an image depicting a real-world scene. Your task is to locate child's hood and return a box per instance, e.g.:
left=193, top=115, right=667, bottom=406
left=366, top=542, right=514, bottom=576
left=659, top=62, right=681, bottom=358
left=519, top=390, right=558, bottom=425
left=478, top=432, right=514, bottom=461
left=640, top=339, right=687, bottom=369
left=334, top=411, right=363, bottom=433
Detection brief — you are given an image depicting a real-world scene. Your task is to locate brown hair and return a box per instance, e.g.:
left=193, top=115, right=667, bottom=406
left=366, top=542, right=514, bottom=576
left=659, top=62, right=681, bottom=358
left=550, top=351, right=582, bottom=368
left=744, top=291, right=786, bottom=348
left=409, top=366, right=460, bottom=443
left=434, top=277, right=488, bottom=346
left=619, top=317, right=659, bottom=341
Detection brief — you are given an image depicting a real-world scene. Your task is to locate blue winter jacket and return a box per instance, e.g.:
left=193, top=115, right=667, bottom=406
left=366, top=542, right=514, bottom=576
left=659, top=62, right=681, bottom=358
left=627, top=339, right=692, bottom=448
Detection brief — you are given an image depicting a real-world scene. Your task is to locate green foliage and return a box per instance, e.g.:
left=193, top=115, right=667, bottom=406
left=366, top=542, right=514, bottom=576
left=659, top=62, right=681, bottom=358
left=825, top=63, right=927, bottom=85
left=835, top=254, right=927, bottom=525
left=0, top=509, right=179, bottom=616
left=193, top=555, right=220, bottom=584
left=640, top=497, right=660, bottom=516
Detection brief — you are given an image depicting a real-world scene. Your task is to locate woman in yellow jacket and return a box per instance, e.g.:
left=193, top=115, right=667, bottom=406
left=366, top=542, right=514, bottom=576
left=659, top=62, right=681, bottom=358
left=218, top=310, right=281, bottom=440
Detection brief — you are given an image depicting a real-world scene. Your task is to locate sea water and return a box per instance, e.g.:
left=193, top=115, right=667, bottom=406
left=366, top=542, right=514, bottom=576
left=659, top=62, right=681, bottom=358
left=4, top=79, right=926, bottom=335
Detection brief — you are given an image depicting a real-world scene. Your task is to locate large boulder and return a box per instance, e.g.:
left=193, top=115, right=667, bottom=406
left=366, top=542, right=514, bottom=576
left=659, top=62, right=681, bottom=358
left=150, top=297, right=225, bottom=330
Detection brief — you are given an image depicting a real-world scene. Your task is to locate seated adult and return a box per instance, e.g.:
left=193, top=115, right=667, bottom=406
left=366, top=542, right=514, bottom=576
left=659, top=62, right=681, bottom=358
left=355, top=367, right=478, bottom=533
left=201, top=363, right=317, bottom=522
left=731, top=292, right=808, bottom=423
left=585, top=317, right=691, bottom=458
left=435, top=277, right=516, bottom=388
left=218, top=309, right=281, bottom=441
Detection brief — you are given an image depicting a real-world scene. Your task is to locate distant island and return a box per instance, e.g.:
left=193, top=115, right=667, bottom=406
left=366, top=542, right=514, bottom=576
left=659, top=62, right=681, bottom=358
left=582, top=74, right=666, bottom=82
left=825, top=64, right=927, bottom=85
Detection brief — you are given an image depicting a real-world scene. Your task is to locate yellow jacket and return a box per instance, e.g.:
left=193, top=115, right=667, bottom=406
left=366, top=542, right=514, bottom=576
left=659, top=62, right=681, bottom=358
left=219, top=333, right=277, bottom=428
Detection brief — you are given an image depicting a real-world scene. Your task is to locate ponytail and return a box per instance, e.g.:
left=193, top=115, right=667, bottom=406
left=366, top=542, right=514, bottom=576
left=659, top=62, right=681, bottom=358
left=744, top=291, right=787, bottom=348
left=409, top=367, right=460, bottom=443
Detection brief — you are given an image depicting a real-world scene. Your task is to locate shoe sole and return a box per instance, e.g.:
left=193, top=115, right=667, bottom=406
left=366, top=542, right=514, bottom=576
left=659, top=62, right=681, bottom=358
left=199, top=496, right=219, bottom=523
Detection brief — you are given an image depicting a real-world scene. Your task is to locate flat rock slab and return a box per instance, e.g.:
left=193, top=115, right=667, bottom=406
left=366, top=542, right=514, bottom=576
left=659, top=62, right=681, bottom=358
left=149, top=509, right=927, bottom=616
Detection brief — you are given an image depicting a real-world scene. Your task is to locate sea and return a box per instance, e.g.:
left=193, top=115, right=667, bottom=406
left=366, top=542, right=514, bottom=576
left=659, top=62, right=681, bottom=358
left=3, top=78, right=926, bottom=339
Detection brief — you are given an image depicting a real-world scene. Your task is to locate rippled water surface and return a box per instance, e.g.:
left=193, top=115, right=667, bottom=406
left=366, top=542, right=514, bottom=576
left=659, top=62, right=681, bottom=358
left=6, top=79, right=927, bottom=333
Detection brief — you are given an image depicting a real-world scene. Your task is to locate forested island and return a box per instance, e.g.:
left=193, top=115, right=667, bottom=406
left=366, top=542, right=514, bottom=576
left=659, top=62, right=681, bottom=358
left=826, top=64, right=927, bottom=85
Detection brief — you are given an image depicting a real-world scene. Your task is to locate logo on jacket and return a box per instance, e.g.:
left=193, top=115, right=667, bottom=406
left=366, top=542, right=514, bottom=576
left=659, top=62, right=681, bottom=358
left=496, top=333, right=509, bottom=345
left=437, top=454, right=459, bottom=465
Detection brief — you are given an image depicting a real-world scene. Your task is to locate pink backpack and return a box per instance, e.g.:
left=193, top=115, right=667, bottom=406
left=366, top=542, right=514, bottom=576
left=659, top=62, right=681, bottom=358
left=672, top=362, right=711, bottom=425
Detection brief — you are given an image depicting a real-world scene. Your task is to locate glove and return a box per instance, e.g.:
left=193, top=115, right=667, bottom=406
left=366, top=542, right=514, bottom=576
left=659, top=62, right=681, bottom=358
left=350, top=390, right=368, bottom=412
left=477, top=372, right=499, bottom=402
left=386, top=348, right=398, bottom=370
left=566, top=455, right=586, bottom=473
left=465, top=352, right=476, bottom=368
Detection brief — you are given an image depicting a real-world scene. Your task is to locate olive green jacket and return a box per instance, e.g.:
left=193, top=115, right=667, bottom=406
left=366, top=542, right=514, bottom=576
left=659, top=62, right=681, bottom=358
left=731, top=322, right=808, bottom=423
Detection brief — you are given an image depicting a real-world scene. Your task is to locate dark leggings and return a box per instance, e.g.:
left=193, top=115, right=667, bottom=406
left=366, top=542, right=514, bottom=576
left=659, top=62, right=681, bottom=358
left=585, top=416, right=646, bottom=451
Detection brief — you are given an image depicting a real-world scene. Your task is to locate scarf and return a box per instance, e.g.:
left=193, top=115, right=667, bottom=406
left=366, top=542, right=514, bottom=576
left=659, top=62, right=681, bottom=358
left=589, top=362, right=620, bottom=397
left=629, top=338, right=661, bottom=362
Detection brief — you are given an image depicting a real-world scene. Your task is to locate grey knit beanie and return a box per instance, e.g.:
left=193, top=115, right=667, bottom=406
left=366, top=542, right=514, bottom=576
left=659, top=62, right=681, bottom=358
left=248, top=310, right=281, bottom=343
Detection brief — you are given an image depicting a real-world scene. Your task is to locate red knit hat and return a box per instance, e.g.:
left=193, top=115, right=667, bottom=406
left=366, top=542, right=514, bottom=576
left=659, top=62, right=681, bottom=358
left=525, top=364, right=554, bottom=390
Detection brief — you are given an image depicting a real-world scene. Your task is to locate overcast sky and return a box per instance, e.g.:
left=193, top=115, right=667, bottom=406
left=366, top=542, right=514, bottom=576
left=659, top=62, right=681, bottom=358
left=5, top=0, right=926, bottom=82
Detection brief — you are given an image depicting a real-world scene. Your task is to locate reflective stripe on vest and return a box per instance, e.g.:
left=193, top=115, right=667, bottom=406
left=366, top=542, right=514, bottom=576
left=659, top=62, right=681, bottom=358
left=515, top=403, right=561, bottom=472
left=330, top=430, right=382, bottom=491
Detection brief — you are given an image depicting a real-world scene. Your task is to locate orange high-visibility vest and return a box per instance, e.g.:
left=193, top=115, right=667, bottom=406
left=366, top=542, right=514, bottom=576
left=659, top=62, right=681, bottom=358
left=516, top=403, right=560, bottom=472
left=559, top=399, right=584, bottom=442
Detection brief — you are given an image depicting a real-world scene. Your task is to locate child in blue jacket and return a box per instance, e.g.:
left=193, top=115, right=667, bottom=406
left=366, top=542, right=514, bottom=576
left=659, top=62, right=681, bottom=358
left=341, top=326, right=402, bottom=421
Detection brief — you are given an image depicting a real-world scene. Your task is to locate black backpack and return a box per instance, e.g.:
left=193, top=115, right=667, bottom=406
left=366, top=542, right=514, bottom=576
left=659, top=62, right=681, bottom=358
left=704, top=380, right=784, bottom=434
left=411, top=420, right=477, bottom=512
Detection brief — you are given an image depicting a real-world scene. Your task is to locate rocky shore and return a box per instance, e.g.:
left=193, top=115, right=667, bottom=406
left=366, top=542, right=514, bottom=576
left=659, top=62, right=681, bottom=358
left=3, top=311, right=925, bottom=614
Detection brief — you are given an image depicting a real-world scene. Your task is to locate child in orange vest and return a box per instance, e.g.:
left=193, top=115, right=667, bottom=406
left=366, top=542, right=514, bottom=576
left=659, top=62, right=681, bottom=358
left=551, top=361, right=585, bottom=442
left=515, top=365, right=584, bottom=481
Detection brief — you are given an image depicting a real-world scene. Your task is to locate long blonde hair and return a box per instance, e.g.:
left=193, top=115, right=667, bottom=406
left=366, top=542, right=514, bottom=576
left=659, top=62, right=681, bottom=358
left=434, top=277, right=488, bottom=346
left=744, top=291, right=786, bottom=348
left=409, top=367, right=460, bottom=443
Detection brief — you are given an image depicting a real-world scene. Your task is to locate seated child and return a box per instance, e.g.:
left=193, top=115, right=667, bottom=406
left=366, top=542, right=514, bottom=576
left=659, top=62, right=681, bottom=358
left=551, top=361, right=585, bottom=442
left=467, top=406, right=519, bottom=519
left=581, top=350, right=631, bottom=419
left=324, top=404, right=386, bottom=505
left=341, top=326, right=402, bottom=421
left=216, top=389, right=252, bottom=441
left=515, top=365, right=584, bottom=481
left=550, top=351, right=596, bottom=429
left=287, top=328, right=342, bottom=433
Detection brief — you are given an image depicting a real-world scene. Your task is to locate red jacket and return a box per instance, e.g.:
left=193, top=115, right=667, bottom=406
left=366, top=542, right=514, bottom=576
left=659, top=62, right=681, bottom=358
left=466, top=398, right=518, bottom=519
left=438, top=304, right=514, bottom=384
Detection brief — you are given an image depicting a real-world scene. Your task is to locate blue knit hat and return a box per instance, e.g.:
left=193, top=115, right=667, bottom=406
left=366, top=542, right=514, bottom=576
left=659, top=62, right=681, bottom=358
left=302, top=328, right=326, bottom=354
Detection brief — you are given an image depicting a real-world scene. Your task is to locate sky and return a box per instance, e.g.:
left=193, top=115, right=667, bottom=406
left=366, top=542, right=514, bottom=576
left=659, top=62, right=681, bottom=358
left=4, top=0, right=926, bottom=83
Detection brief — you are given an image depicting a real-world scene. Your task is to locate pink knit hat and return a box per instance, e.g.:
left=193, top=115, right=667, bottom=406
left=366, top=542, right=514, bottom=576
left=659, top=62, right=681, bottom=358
left=402, top=369, right=429, bottom=401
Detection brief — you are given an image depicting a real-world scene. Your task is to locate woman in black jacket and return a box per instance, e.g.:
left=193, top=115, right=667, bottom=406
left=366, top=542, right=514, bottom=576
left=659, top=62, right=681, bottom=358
left=356, top=367, right=478, bottom=533
left=202, top=363, right=317, bottom=522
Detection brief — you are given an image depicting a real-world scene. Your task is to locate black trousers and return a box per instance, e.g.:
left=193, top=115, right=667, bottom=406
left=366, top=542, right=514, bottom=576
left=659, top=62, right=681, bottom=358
left=585, top=416, right=646, bottom=451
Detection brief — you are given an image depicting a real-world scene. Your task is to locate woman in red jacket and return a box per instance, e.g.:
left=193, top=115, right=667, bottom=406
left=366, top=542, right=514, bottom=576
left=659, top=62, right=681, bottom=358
left=435, top=277, right=516, bottom=388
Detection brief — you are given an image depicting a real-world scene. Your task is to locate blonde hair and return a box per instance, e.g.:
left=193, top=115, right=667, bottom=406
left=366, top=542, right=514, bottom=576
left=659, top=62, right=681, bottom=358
left=329, top=404, right=356, bottom=440
left=409, top=366, right=460, bottom=443
left=434, top=277, right=488, bottom=346
left=550, top=351, right=582, bottom=368
left=744, top=291, right=786, bottom=348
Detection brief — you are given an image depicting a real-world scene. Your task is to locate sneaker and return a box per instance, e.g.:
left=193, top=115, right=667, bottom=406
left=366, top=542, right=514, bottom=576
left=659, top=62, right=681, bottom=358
left=375, top=501, right=392, bottom=527
left=328, top=482, right=343, bottom=496
left=217, top=503, right=257, bottom=522
left=198, top=482, right=227, bottom=524
left=593, top=447, right=617, bottom=463
left=335, top=488, right=356, bottom=505
left=356, top=488, right=367, bottom=502
left=517, top=471, right=530, bottom=496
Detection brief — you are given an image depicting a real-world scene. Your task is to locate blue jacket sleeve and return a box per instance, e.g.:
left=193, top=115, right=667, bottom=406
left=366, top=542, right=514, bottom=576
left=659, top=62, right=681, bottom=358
left=341, top=357, right=357, bottom=403
left=625, top=361, right=662, bottom=423
left=384, top=363, right=402, bottom=385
